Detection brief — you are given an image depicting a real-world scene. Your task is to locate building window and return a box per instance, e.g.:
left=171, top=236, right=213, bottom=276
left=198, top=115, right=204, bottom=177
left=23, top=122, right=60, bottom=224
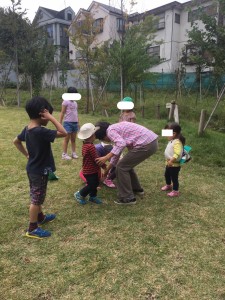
left=67, top=13, right=72, bottom=21
left=188, top=4, right=217, bottom=22
left=184, top=45, right=200, bottom=65
left=46, top=24, right=53, bottom=38
left=155, top=13, right=165, bottom=30
left=75, top=50, right=82, bottom=59
left=93, top=18, right=103, bottom=33
left=175, top=13, right=180, bottom=24
left=117, top=18, right=125, bottom=32
left=148, top=46, right=160, bottom=60
left=60, top=26, right=63, bottom=37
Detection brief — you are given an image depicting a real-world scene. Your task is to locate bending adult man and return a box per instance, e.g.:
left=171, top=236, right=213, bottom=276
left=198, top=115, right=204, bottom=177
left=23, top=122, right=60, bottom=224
left=95, top=121, right=158, bottom=205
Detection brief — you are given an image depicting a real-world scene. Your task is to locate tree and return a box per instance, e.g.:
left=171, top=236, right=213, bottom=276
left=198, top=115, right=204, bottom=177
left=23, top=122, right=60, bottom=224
left=0, top=1, right=28, bottom=105
left=0, top=1, right=56, bottom=99
left=180, top=0, right=225, bottom=90
left=19, top=24, right=55, bottom=96
left=69, top=10, right=103, bottom=113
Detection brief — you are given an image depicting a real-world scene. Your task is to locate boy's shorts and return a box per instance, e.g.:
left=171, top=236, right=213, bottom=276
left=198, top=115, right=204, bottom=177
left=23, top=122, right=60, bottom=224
left=27, top=173, right=48, bottom=205
left=63, top=121, right=79, bottom=133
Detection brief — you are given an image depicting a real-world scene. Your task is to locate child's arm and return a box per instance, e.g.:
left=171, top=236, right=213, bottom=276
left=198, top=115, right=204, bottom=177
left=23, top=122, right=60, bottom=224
left=13, top=137, right=29, bottom=158
left=40, top=109, right=67, bottom=137
left=167, top=140, right=182, bottom=166
left=59, top=105, right=66, bottom=124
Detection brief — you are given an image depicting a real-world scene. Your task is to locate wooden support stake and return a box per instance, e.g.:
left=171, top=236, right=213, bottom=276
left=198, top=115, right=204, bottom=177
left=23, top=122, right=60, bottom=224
left=198, top=109, right=206, bottom=135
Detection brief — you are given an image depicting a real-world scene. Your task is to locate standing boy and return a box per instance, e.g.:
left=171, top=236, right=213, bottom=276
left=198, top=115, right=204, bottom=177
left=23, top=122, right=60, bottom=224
left=13, top=96, right=67, bottom=239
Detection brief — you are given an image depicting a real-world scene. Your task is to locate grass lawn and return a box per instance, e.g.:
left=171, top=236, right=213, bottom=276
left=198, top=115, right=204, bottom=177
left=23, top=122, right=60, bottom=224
left=1, top=106, right=225, bottom=300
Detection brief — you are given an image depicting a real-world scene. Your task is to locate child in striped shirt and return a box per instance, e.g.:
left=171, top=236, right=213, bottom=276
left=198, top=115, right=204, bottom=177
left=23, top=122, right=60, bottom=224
left=74, top=123, right=106, bottom=205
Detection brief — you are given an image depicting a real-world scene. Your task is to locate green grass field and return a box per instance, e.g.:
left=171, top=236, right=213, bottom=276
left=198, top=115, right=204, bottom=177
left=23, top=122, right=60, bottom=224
left=1, top=106, right=225, bottom=300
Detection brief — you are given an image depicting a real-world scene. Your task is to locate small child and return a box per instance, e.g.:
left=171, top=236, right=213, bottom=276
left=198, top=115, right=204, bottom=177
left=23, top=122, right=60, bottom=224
left=13, top=96, right=67, bottom=239
left=118, top=97, right=136, bottom=123
left=79, top=142, right=116, bottom=188
left=161, top=122, right=185, bottom=197
left=74, top=123, right=106, bottom=205
left=59, top=86, right=79, bottom=160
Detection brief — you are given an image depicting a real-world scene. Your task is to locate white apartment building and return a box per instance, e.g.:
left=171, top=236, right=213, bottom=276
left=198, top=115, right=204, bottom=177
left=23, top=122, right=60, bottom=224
left=69, top=0, right=218, bottom=74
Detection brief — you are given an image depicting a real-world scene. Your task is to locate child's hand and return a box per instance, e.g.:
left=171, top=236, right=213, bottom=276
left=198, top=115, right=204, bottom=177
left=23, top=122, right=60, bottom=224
left=39, top=109, right=52, bottom=120
left=167, top=159, right=173, bottom=167
left=96, top=156, right=107, bottom=166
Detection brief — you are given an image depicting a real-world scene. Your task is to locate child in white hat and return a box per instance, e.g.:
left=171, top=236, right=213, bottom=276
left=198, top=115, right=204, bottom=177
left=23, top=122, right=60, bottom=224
left=74, top=123, right=106, bottom=204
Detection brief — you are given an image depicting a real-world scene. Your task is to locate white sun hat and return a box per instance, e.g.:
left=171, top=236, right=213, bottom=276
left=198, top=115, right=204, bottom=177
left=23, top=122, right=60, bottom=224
left=78, top=123, right=99, bottom=140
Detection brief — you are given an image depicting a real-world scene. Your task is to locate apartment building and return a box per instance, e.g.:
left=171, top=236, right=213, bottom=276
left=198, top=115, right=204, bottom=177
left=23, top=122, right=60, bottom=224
left=69, top=0, right=217, bottom=74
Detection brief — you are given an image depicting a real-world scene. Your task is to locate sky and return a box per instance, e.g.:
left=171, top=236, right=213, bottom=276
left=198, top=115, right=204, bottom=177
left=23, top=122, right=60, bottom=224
left=0, top=0, right=187, bottom=22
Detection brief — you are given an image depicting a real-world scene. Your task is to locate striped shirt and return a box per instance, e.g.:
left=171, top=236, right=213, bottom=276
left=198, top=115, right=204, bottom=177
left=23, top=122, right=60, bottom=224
left=82, top=143, right=104, bottom=175
left=106, top=122, right=158, bottom=165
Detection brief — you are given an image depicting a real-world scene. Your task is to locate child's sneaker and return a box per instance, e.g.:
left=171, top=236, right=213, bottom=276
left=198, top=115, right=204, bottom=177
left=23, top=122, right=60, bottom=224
left=167, top=190, right=180, bottom=197
left=72, top=152, right=78, bottom=159
left=74, top=191, right=87, bottom=205
left=25, top=227, right=51, bottom=239
left=103, top=178, right=116, bottom=188
left=89, top=196, right=102, bottom=204
left=38, top=214, right=56, bottom=225
left=62, top=153, right=72, bottom=160
left=161, top=185, right=172, bottom=191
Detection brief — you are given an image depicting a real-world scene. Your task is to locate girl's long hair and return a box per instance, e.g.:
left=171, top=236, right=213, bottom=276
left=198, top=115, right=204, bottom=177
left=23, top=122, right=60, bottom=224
left=165, top=122, right=185, bottom=145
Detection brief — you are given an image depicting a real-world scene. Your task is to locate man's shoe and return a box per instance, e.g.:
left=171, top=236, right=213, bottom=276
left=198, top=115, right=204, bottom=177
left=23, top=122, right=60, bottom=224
left=89, top=196, right=102, bottom=204
left=25, top=227, right=51, bottom=239
left=74, top=191, right=87, bottom=205
left=133, top=188, right=145, bottom=197
left=38, top=214, right=56, bottom=225
left=167, top=190, right=180, bottom=197
left=161, top=185, right=172, bottom=191
left=114, top=198, right=136, bottom=205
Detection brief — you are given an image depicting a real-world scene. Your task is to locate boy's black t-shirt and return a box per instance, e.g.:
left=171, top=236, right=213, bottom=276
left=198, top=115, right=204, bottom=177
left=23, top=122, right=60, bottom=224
left=17, top=126, right=57, bottom=175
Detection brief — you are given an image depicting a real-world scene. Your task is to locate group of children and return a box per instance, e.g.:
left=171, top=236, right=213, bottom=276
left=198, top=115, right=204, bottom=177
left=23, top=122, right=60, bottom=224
left=13, top=89, right=188, bottom=239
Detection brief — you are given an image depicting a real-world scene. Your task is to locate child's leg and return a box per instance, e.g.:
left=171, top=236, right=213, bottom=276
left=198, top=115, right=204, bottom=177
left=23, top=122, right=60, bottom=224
left=164, top=166, right=172, bottom=185
left=70, top=132, right=77, bottom=154
left=170, top=167, right=180, bottom=191
left=27, top=174, right=49, bottom=231
left=62, top=133, right=71, bottom=155
left=85, top=173, right=99, bottom=197
left=28, top=204, right=40, bottom=231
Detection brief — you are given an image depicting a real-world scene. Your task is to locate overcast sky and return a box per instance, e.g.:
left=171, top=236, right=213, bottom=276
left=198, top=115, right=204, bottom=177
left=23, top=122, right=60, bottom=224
left=1, top=0, right=187, bottom=21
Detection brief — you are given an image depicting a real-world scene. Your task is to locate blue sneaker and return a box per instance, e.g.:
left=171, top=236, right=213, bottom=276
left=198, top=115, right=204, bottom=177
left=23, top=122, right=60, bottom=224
left=38, top=214, right=56, bottom=225
left=74, top=191, right=87, bottom=205
left=25, top=227, right=51, bottom=239
left=89, top=196, right=102, bottom=204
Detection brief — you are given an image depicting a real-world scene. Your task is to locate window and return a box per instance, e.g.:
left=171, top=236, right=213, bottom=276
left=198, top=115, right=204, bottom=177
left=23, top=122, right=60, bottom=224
left=60, top=27, right=63, bottom=37
left=46, top=24, right=53, bottom=38
left=117, top=18, right=125, bottom=32
left=67, top=13, right=72, bottom=21
left=148, top=46, right=160, bottom=60
left=188, top=4, right=217, bottom=22
left=75, top=50, right=82, bottom=59
left=93, top=18, right=103, bottom=33
left=184, top=45, right=213, bottom=65
left=155, top=13, right=165, bottom=30
left=175, top=13, right=180, bottom=24
left=184, top=45, right=200, bottom=65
